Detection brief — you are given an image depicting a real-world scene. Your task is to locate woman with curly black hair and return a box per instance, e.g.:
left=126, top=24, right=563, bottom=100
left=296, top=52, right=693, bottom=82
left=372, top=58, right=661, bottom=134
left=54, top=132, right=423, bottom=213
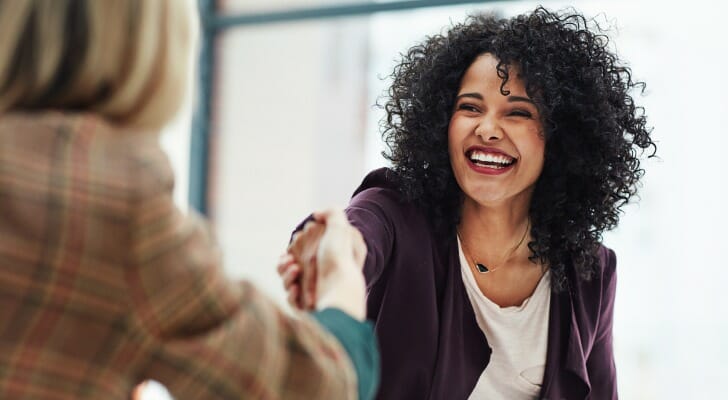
left=279, top=6, right=655, bottom=400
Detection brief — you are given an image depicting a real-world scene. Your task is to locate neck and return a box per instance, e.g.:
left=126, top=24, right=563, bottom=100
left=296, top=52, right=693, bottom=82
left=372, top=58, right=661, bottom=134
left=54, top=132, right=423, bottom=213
left=458, top=197, right=532, bottom=261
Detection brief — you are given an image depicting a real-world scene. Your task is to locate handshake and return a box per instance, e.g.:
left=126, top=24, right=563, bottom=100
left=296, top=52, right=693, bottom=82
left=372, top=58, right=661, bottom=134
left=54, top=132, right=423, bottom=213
left=278, top=209, right=368, bottom=320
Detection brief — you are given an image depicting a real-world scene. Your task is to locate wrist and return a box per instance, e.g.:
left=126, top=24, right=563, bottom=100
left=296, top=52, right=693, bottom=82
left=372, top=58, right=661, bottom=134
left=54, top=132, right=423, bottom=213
left=316, top=268, right=366, bottom=321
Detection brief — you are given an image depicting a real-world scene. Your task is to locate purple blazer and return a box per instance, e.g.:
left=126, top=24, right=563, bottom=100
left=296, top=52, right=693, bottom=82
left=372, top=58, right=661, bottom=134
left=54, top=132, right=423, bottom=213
left=345, top=168, right=617, bottom=400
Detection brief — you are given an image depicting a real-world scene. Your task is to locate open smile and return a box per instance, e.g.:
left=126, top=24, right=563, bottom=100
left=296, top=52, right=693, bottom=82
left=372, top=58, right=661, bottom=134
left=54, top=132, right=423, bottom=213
left=465, top=147, right=517, bottom=174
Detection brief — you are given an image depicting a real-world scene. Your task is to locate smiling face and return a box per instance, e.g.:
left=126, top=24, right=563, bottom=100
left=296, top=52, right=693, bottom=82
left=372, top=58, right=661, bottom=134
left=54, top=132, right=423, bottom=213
left=448, top=53, right=545, bottom=210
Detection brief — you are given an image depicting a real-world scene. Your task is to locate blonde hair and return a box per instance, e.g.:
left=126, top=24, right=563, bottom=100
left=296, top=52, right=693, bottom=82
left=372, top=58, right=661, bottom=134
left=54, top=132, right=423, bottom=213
left=0, top=0, right=195, bottom=130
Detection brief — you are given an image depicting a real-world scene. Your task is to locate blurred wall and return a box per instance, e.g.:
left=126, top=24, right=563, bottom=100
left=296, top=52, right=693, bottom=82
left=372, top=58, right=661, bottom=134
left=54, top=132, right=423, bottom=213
left=210, top=0, right=370, bottom=302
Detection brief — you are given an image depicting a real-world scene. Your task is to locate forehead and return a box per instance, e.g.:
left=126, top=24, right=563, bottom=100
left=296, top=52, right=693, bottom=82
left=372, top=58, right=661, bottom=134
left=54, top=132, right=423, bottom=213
left=459, top=53, right=527, bottom=95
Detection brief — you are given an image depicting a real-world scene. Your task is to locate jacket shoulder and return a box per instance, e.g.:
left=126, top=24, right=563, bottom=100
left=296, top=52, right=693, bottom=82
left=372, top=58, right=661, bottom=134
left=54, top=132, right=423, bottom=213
left=349, top=168, right=428, bottom=230
left=597, top=244, right=617, bottom=283
left=0, top=112, right=174, bottom=212
left=352, top=167, right=402, bottom=197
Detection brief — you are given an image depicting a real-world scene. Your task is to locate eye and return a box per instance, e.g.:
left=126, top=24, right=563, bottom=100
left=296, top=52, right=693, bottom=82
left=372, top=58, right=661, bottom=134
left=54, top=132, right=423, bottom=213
left=508, top=109, right=533, bottom=118
left=457, top=103, right=480, bottom=113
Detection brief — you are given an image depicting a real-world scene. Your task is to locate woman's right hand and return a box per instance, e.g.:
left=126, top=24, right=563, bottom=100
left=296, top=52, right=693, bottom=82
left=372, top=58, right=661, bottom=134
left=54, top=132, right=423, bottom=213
left=278, top=209, right=367, bottom=320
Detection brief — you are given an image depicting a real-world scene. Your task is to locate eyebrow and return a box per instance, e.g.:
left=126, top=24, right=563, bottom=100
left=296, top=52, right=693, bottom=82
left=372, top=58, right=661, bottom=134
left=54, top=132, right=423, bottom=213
left=455, top=92, right=483, bottom=101
left=507, top=95, right=535, bottom=105
left=455, top=92, right=535, bottom=105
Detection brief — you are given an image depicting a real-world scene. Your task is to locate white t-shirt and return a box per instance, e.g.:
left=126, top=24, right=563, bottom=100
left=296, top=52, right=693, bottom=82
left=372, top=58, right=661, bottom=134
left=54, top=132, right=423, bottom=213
left=457, top=237, right=551, bottom=400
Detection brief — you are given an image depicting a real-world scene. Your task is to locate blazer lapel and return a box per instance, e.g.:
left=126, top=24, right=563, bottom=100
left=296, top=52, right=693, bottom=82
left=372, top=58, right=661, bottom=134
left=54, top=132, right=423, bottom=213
left=565, top=295, right=591, bottom=395
left=540, top=286, right=591, bottom=399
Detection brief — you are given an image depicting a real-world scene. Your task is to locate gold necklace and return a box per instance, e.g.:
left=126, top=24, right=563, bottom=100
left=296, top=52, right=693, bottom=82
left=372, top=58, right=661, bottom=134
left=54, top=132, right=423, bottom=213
left=458, top=219, right=530, bottom=273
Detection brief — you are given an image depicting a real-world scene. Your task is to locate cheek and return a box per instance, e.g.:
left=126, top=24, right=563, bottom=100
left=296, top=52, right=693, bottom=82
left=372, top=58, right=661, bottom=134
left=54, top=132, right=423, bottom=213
left=525, top=136, right=546, bottom=172
left=448, top=117, right=471, bottom=146
left=514, top=128, right=546, bottom=169
left=447, top=119, right=461, bottom=156
left=529, top=135, right=545, bottom=159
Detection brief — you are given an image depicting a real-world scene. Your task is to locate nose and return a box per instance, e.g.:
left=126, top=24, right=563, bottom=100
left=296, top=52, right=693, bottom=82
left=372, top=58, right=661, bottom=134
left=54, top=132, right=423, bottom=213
left=474, top=116, right=503, bottom=141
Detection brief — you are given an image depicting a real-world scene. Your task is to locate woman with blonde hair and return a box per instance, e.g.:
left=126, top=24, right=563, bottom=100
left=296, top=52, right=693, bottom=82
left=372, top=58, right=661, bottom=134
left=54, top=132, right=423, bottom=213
left=0, top=1, right=378, bottom=399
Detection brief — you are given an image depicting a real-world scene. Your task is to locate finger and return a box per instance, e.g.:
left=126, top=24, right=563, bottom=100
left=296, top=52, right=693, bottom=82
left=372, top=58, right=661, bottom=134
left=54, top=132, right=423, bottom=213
left=302, top=220, right=317, bottom=234
left=313, top=210, right=352, bottom=243
left=287, top=231, right=302, bottom=255
left=301, top=255, right=312, bottom=308
left=288, top=221, right=316, bottom=254
left=287, top=284, right=302, bottom=309
left=298, top=224, right=326, bottom=263
left=289, top=231, right=300, bottom=248
left=282, top=264, right=301, bottom=289
left=312, top=208, right=347, bottom=224
left=302, top=254, right=318, bottom=309
left=288, top=221, right=323, bottom=258
left=307, top=259, right=317, bottom=309
left=277, top=253, right=295, bottom=275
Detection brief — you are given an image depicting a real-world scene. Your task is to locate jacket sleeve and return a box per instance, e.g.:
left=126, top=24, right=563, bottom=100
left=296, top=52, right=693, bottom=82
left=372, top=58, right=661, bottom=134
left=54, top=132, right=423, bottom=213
left=345, top=188, right=397, bottom=289
left=124, top=144, right=363, bottom=400
left=585, top=247, right=618, bottom=399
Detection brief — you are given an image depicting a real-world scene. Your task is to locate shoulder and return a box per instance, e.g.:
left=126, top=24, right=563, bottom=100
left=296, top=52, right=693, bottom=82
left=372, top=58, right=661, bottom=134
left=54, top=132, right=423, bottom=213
left=352, top=167, right=401, bottom=196
left=0, top=111, right=173, bottom=207
left=349, top=168, right=413, bottom=216
left=119, top=132, right=175, bottom=202
left=569, top=244, right=618, bottom=321
left=596, top=245, right=617, bottom=289
left=348, top=168, right=429, bottom=231
left=572, top=245, right=617, bottom=288
left=65, top=112, right=174, bottom=202
left=351, top=168, right=404, bottom=205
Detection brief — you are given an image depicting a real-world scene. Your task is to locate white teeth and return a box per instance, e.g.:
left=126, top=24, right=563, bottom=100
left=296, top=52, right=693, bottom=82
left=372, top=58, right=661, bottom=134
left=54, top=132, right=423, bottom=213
left=469, top=151, right=514, bottom=165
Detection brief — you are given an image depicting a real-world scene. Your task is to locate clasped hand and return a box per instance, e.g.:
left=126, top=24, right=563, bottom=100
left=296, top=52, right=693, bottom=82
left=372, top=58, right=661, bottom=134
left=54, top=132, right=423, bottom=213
left=277, top=209, right=367, bottom=321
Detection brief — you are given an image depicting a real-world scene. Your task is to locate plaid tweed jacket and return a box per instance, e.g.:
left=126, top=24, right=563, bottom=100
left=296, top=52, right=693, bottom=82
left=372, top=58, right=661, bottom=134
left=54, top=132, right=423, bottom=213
left=0, top=112, right=358, bottom=399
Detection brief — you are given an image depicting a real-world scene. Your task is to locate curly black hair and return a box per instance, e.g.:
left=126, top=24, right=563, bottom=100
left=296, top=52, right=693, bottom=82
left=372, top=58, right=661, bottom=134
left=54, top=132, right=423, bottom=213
left=381, top=6, right=655, bottom=291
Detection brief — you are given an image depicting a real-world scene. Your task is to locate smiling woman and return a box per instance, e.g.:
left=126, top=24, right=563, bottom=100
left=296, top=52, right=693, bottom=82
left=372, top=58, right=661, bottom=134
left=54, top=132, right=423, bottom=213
left=279, top=6, right=656, bottom=400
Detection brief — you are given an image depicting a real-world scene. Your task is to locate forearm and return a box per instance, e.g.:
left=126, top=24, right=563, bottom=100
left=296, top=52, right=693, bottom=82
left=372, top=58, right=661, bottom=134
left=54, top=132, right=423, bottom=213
left=140, top=283, right=361, bottom=399
left=128, top=191, right=361, bottom=398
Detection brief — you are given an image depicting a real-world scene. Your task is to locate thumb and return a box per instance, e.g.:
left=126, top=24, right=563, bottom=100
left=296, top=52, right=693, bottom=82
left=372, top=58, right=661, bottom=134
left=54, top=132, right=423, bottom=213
left=312, top=208, right=348, bottom=226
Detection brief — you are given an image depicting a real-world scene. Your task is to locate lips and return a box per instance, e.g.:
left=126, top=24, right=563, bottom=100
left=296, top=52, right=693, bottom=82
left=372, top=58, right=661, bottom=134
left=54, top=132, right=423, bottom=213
left=465, top=147, right=517, bottom=170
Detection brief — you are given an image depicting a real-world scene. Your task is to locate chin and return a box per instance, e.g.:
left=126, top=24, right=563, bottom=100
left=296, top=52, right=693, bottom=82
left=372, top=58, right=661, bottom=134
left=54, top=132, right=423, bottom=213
left=463, top=189, right=508, bottom=206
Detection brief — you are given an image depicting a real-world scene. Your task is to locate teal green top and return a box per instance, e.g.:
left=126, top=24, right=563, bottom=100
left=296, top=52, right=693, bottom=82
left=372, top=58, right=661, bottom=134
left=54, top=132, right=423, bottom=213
left=313, top=308, right=380, bottom=400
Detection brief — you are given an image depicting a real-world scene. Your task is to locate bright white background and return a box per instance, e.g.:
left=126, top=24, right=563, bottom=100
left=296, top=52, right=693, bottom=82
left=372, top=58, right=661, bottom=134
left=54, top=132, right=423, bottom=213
left=152, top=0, right=728, bottom=398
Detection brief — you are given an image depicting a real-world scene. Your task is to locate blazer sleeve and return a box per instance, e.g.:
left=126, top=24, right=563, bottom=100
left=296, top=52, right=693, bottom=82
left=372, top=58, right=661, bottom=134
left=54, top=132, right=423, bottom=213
left=345, top=188, right=397, bottom=288
left=585, top=247, right=618, bottom=399
left=124, top=145, right=362, bottom=400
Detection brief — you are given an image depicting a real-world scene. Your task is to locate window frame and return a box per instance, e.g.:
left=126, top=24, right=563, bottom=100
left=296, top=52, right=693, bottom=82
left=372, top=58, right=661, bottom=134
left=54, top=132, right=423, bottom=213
left=188, top=0, right=507, bottom=214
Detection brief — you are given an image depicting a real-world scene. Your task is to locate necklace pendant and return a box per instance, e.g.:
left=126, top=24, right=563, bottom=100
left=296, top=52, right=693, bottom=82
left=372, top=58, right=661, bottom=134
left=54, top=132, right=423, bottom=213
left=476, top=263, right=489, bottom=273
